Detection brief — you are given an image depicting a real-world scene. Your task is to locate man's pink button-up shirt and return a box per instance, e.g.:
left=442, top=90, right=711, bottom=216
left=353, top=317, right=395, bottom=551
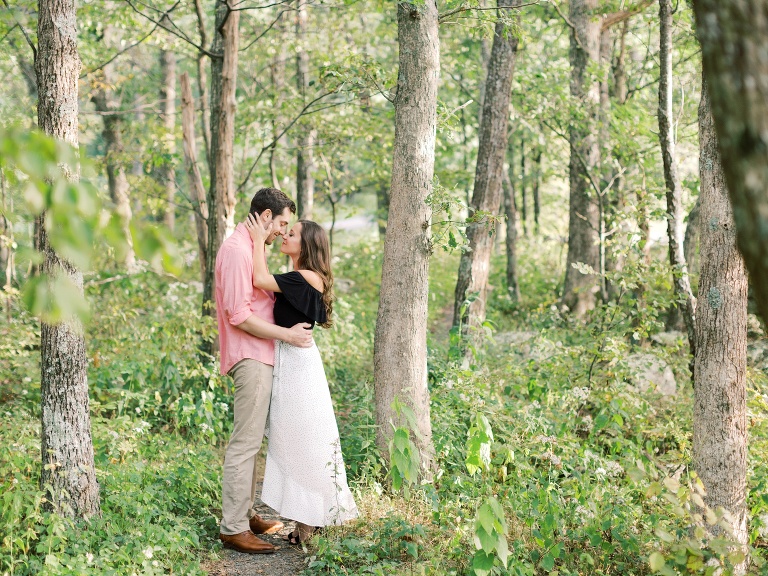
left=215, top=223, right=275, bottom=375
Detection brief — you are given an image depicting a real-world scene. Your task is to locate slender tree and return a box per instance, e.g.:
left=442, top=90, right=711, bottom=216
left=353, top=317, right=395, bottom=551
left=295, top=2, right=316, bottom=219
left=180, top=72, right=208, bottom=282
left=91, top=14, right=136, bottom=271
left=202, top=0, right=240, bottom=327
left=502, top=170, right=520, bottom=301
left=658, top=0, right=696, bottom=353
left=452, top=0, right=520, bottom=342
left=374, top=0, right=439, bottom=469
left=159, top=50, right=177, bottom=231
left=36, top=0, right=100, bottom=518
left=693, top=78, right=749, bottom=556
left=691, top=0, right=768, bottom=328
left=561, top=0, right=601, bottom=316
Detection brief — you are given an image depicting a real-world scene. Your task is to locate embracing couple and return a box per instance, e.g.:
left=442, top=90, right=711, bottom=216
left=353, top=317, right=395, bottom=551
left=215, top=187, right=358, bottom=554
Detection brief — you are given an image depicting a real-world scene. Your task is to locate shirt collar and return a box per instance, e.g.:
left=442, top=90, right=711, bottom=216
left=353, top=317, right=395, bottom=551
left=234, top=222, right=254, bottom=248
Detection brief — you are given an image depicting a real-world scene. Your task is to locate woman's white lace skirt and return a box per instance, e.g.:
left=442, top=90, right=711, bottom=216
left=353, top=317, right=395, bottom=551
left=261, top=340, right=359, bottom=527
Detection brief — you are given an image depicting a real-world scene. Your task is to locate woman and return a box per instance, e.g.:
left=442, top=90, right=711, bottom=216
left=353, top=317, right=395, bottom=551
left=244, top=214, right=358, bottom=544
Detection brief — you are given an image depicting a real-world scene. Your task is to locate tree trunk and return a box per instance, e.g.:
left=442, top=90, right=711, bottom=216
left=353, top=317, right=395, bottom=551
left=202, top=0, right=239, bottom=329
left=503, top=170, right=520, bottom=301
left=658, top=0, right=696, bottom=353
left=295, top=2, right=315, bottom=220
left=451, top=0, right=520, bottom=341
left=193, top=0, right=211, bottom=165
left=180, top=72, right=209, bottom=282
left=693, top=78, right=749, bottom=559
left=0, top=169, right=12, bottom=289
left=532, top=148, right=541, bottom=235
left=36, top=0, right=100, bottom=519
left=91, top=17, right=136, bottom=271
left=159, top=50, right=177, bottom=231
left=374, top=0, right=439, bottom=471
left=561, top=0, right=601, bottom=317
left=375, top=179, right=389, bottom=238
left=519, top=135, right=527, bottom=236
left=684, top=197, right=701, bottom=281
left=691, top=0, right=768, bottom=329
left=269, top=16, right=287, bottom=191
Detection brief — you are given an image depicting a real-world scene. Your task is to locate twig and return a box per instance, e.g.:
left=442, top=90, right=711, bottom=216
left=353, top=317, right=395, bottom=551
left=125, top=0, right=216, bottom=57
left=81, top=25, right=160, bottom=78
left=236, top=90, right=337, bottom=192
left=438, top=0, right=541, bottom=22
left=1, top=0, right=36, bottom=59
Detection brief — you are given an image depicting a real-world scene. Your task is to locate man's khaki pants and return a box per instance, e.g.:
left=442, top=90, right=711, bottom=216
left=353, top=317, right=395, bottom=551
left=220, top=358, right=273, bottom=535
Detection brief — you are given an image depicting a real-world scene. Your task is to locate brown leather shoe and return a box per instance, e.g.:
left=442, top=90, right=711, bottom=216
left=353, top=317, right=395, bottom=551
left=249, top=514, right=284, bottom=535
left=219, top=530, right=277, bottom=554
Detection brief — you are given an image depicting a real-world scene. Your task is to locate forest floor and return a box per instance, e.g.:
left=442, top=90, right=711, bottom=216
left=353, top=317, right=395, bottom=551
left=201, top=451, right=308, bottom=576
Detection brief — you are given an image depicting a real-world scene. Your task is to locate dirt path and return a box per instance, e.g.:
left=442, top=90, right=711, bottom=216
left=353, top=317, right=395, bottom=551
left=202, top=451, right=309, bottom=576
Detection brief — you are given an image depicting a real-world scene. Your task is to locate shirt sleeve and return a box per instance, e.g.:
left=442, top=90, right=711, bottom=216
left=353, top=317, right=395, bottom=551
left=219, top=247, right=255, bottom=326
left=274, top=271, right=327, bottom=324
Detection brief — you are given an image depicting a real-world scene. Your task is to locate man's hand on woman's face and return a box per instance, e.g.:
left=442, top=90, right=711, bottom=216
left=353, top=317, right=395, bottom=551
left=245, top=213, right=273, bottom=244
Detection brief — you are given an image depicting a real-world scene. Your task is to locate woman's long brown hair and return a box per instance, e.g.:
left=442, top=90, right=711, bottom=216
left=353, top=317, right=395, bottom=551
left=296, top=220, right=334, bottom=328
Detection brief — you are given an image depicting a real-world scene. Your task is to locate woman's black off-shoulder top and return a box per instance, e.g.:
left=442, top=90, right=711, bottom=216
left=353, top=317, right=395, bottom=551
left=273, top=271, right=327, bottom=329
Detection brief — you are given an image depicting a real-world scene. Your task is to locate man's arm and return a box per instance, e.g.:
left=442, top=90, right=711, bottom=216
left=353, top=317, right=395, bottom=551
left=236, top=315, right=314, bottom=348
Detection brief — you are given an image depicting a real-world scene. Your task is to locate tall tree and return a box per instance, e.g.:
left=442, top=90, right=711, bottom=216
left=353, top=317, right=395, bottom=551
left=561, top=0, right=601, bottom=316
left=502, top=170, right=520, bottom=301
left=691, top=0, right=768, bottom=328
left=693, top=79, right=749, bottom=555
left=452, top=0, right=520, bottom=342
left=159, top=50, right=177, bottom=231
left=374, top=0, right=439, bottom=470
left=658, top=0, right=696, bottom=353
left=91, top=14, right=136, bottom=271
left=180, top=72, right=208, bottom=282
left=295, top=2, right=316, bottom=219
left=36, top=0, right=100, bottom=518
left=202, top=0, right=240, bottom=328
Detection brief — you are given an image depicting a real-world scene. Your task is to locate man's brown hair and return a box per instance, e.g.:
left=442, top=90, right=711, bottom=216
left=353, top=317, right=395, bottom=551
left=249, top=187, right=296, bottom=218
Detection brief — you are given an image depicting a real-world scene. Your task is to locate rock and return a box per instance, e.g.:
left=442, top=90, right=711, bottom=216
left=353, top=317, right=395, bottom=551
left=626, top=353, right=677, bottom=396
left=651, top=331, right=686, bottom=347
left=335, top=278, right=355, bottom=294
left=747, top=339, right=768, bottom=369
left=494, top=332, right=558, bottom=360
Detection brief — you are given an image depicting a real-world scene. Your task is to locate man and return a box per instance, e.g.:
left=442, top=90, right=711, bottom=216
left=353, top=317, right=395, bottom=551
left=215, top=187, right=313, bottom=554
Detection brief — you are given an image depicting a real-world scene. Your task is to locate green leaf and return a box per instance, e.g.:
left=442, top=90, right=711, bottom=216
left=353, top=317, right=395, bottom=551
left=471, top=550, right=495, bottom=576
left=649, top=552, right=666, bottom=572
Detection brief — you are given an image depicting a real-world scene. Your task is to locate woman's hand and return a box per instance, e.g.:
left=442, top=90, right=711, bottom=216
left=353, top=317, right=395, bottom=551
left=245, top=213, right=273, bottom=244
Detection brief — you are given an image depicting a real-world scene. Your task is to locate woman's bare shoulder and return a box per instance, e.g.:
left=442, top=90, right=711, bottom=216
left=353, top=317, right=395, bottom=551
left=296, top=269, right=324, bottom=292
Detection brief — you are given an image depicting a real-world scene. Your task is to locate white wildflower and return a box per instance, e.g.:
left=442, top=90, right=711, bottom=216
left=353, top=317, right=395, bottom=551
left=143, top=547, right=153, bottom=559
left=86, top=552, right=94, bottom=563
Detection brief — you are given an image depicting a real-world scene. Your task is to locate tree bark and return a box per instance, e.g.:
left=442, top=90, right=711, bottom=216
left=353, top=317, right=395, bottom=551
left=690, top=0, right=768, bottom=329
left=374, top=0, right=439, bottom=471
left=193, top=0, right=212, bottom=164
left=658, top=0, right=696, bottom=354
left=0, top=169, right=12, bottom=289
left=693, top=78, right=749, bottom=558
left=202, top=0, right=239, bottom=328
left=181, top=72, right=209, bottom=282
left=269, top=16, right=287, bottom=191
left=519, top=135, right=527, bottom=236
left=502, top=169, right=520, bottom=301
left=561, top=0, right=601, bottom=317
left=532, top=147, right=541, bottom=235
left=159, top=50, right=177, bottom=231
left=451, top=0, right=520, bottom=341
left=684, top=197, right=701, bottom=281
left=295, top=2, right=315, bottom=219
left=91, top=16, right=136, bottom=271
left=36, top=0, right=100, bottom=519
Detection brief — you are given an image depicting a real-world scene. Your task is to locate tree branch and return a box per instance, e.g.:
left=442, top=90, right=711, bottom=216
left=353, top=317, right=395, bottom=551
left=81, top=24, right=160, bottom=78
left=236, top=90, right=337, bottom=192
left=125, top=0, right=217, bottom=57
left=438, top=0, right=541, bottom=22
left=1, top=0, right=36, bottom=59
left=601, top=0, right=655, bottom=32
